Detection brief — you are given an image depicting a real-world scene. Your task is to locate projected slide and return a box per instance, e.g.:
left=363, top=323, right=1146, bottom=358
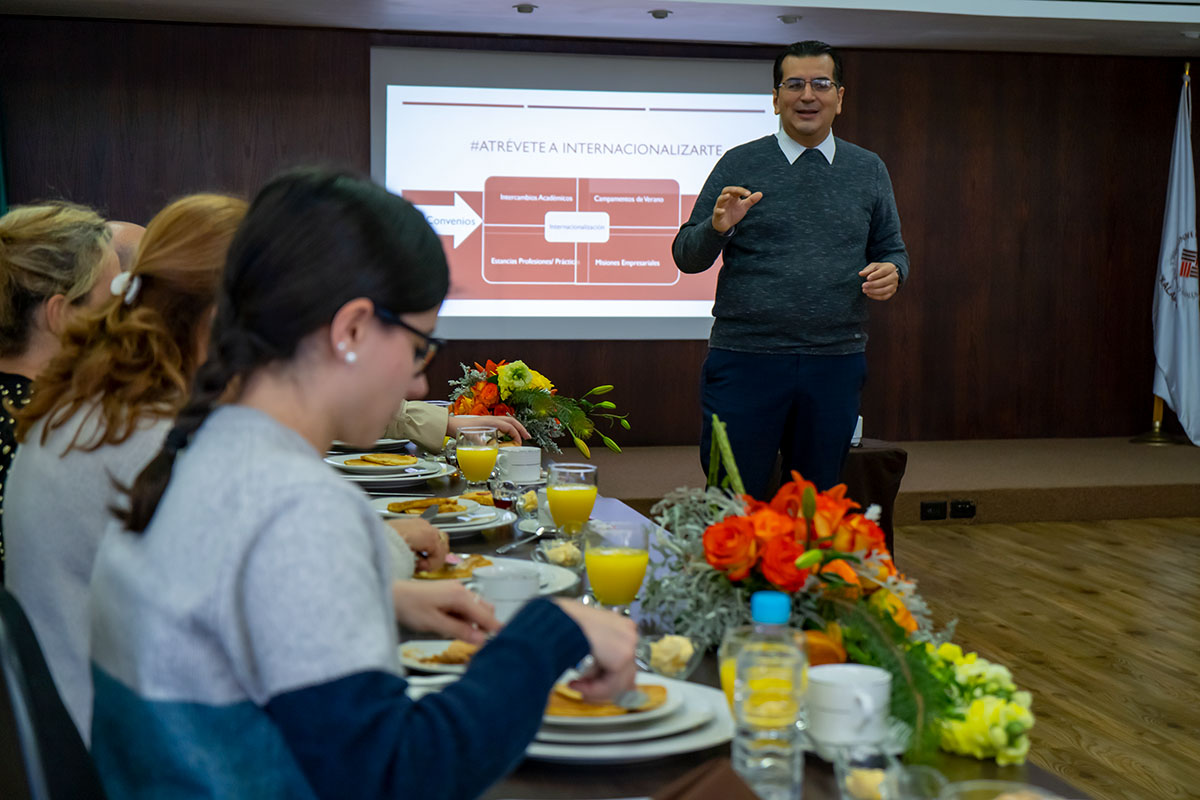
left=384, top=85, right=774, bottom=335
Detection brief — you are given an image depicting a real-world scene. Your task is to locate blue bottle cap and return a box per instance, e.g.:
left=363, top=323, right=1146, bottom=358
left=750, top=591, right=791, bottom=625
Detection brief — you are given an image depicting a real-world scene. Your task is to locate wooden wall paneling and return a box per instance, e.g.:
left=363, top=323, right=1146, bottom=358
left=0, top=18, right=1188, bottom=442
left=0, top=17, right=370, bottom=223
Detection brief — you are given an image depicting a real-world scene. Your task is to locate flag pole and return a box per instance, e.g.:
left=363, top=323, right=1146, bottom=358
left=1134, top=60, right=1194, bottom=446
left=1131, top=394, right=1187, bottom=444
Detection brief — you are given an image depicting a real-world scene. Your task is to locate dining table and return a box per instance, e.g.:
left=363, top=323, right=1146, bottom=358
left=373, top=457, right=1091, bottom=800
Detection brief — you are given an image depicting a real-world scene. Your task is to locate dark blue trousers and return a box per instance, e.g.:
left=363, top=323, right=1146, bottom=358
left=699, top=348, right=867, bottom=500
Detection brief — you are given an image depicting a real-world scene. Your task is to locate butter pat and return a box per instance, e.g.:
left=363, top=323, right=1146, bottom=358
left=543, top=541, right=582, bottom=567
left=520, top=490, right=539, bottom=513
left=843, top=768, right=886, bottom=800
left=648, top=635, right=694, bottom=677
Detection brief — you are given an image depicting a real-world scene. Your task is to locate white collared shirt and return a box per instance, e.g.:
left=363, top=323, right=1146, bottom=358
left=775, top=126, right=836, bottom=165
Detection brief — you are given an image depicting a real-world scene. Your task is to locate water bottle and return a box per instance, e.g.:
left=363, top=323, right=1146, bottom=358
left=732, top=591, right=807, bottom=800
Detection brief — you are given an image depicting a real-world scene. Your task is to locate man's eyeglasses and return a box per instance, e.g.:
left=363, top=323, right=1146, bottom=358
left=374, top=305, right=444, bottom=373
left=776, top=77, right=839, bottom=94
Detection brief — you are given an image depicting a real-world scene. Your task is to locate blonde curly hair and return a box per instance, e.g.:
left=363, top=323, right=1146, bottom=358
left=0, top=202, right=112, bottom=358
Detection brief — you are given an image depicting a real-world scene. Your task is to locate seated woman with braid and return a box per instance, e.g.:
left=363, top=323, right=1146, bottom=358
left=5, top=194, right=247, bottom=743
left=88, top=168, right=636, bottom=799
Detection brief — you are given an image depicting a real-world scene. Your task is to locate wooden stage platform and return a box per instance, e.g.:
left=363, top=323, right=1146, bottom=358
left=584, top=438, right=1200, bottom=524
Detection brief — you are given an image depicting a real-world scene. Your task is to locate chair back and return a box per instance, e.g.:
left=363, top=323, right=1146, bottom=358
left=0, top=588, right=106, bottom=800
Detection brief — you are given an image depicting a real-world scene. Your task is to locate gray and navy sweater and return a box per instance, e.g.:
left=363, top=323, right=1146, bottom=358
left=89, top=405, right=589, bottom=799
left=673, top=134, right=909, bottom=355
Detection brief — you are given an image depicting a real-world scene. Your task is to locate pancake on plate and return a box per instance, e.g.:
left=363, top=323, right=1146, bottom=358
left=360, top=453, right=418, bottom=466
left=458, top=490, right=495, bottom=507
left=418, top=639, right=480, bottom=665
left=387, top=497, right=461, bottom=515
left=544, top=683, right=668, bottom=717
left=414, top=553, right=492, bottom=580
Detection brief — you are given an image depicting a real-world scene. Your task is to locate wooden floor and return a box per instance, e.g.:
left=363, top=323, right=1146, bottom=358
left=896, top=518, right=1200, bottom=800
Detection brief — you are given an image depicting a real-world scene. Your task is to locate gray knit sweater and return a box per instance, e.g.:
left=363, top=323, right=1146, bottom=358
left=673, top=135, right=909, bottom=355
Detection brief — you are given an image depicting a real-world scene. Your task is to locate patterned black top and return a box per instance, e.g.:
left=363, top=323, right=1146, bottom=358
left=0, top=371, right=33, bottom=584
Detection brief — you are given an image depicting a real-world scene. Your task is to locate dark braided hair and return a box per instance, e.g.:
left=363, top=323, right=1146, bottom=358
left=119, top=168, right=449, bottom=532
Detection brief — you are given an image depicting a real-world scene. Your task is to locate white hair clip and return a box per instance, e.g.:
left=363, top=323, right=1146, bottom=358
left=109, top=271, right=142, bottom=306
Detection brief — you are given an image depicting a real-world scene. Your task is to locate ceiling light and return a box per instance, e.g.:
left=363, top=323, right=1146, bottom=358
left=513, top=3, right=537, bottom=13
left=778, top=15, right=802, bottom=24
left=649, top=9, right=672, bottom=20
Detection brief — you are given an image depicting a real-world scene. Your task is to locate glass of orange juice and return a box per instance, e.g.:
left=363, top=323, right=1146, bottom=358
left=455, top=426, right=499, bottom=489
left=546, top=463, right=598, bottom=536
left=583, top=521, right=650, bottom=614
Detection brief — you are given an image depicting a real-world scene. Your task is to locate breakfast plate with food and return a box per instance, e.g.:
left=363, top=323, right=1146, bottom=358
left=413, top=554, right=579, bottom=594
left=412, top=553, right=496, bottom=581
left=325, top=453, right=440, bottom=476
left=526, top=675, right=733, bottom=764
left=540, top=677, right=682, bottom=728
left=399, top=639, right=478, bottom=675
left=370, top=496, right=481, bottom=520
left=341, top=461, right=458, bottom=488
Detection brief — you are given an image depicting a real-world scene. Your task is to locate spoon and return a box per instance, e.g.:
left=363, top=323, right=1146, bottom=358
left=495, top=525, right=548, bottom=555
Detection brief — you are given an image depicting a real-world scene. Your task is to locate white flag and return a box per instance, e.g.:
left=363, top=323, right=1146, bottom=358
left=1152, top=69, right=1200, bottom=445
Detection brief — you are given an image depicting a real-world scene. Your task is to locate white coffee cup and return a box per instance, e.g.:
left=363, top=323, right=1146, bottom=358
left=472, top=563, right=540, bottom=623
left=497, top=446, right=542, bottom=484
left=807, top=664, right=891, bottom=746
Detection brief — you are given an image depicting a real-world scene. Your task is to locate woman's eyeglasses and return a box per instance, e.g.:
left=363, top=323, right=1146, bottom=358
left=373, top=305, right=444, bottom=373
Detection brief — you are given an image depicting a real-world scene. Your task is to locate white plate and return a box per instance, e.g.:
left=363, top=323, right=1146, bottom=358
left=535, top=708, right=713, bottom=744
left=399, top=640, right=468, bottom=674
left=343, top=461, right=457, bottom=487
left=463, top=556, right=578, bottom=594
left=371, top=496, right=481, bottom=520
left=540, top=673, right=684, bottom=728
left=525, top=678, right=733, bottom=764
left=802, top=718, right=910, bottom=760
left=434, top=505, right=502, bottom=529
left=326, top=453, right=440, bottom=476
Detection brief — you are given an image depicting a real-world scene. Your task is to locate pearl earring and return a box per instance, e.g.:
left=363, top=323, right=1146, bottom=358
left=337, top=341, right=357, bottom=365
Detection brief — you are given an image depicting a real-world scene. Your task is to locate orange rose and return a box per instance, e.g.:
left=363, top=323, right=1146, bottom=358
left=759, top=534, right=810, bottom=593
left=768, top=472, right=818, bottom=517
left=818, top=558, right=863, bottom=600
left=702, top=517, right=759, bottom=581
left=451, top=396, right=474, bottom=415
left=479, top=382, right=500, bottom=406
left=492, top=403, right=513, bottom=417
left=470, top=403, right=489, bottom=416
left=831, top=513, right=887, bottom=556
left=748, top=508, right=793, bottom=543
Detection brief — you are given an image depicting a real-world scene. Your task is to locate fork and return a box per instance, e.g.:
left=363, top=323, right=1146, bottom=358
left=573, top=655, right=649, bottom=709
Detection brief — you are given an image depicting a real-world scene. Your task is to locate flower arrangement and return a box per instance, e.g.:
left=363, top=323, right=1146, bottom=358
left=640, top=416, right=1034, bottom=763
left=449, top=359, right=628, bottom=456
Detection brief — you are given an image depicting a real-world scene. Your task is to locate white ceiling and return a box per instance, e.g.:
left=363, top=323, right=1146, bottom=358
left=6, top=0, right=1200, bottom=56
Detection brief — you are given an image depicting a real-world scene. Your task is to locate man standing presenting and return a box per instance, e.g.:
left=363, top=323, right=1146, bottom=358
left=673, top=40, right=908, bottom=499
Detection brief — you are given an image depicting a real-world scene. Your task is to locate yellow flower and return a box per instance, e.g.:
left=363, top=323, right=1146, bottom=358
left=529, top=370, right=554, bottom=391
left=496, top=360, right=533, bottom=400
